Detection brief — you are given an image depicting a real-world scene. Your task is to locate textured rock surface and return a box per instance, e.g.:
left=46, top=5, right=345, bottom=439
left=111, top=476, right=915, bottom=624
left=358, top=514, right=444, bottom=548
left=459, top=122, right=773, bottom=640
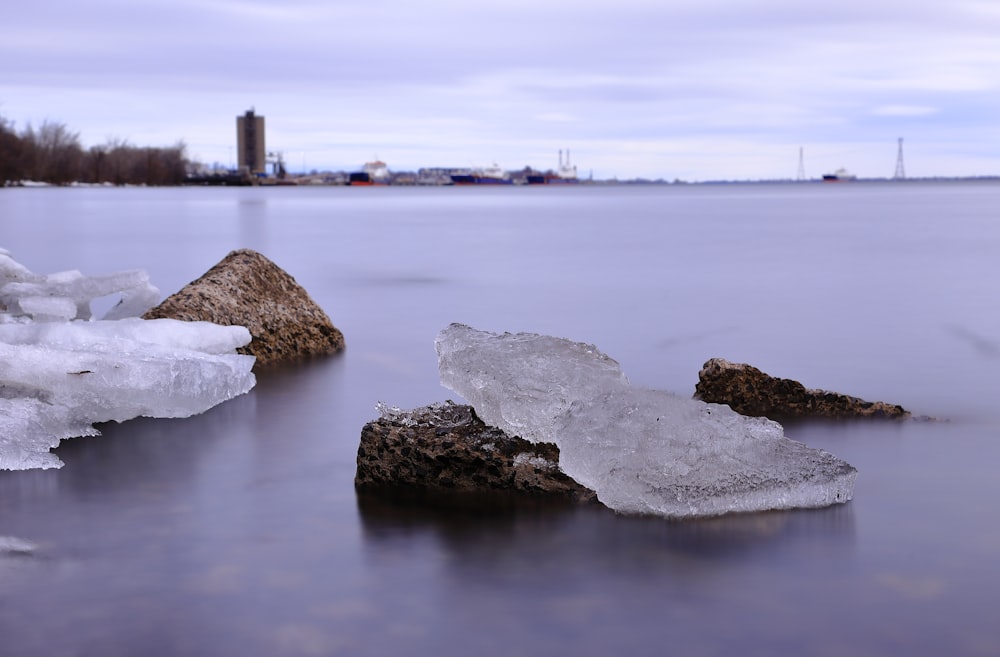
left=356, top=401, right=597, bottom=503
left=695, top=358, right=909, bottom=420
left=143, top=249, right=344, bottom=367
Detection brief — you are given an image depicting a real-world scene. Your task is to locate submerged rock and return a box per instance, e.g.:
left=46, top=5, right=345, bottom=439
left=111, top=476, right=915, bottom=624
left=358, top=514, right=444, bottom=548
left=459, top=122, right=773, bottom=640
left=356, top=401, right=596, bottom=504
left=694, top=358, right=910, bottom=420
left=143, top=249, right=344, bottom=367
left=436, top=323, right=857, bottom=519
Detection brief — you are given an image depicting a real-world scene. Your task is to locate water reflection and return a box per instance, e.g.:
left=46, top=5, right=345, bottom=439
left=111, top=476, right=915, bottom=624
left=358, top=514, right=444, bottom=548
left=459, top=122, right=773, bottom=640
left=355, top=491, right=858, bottom=657
left=945, top=323, right=1000, bottom=359
left=0, top=393, right=255, bottom=507
left=237, top=194, right=270, bottom=253
left=357, top=489, right=857, bottom=566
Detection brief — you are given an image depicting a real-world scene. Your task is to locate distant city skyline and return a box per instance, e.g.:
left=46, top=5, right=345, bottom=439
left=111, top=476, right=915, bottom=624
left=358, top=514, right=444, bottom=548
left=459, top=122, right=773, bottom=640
left=3, top=1, right=999, bottom=181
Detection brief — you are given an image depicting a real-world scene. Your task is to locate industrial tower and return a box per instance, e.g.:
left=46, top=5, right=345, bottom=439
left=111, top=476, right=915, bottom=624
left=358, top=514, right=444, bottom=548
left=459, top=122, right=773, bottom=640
left=893, top=137, right=906, bottom=180
left=236, top=109, right=266, bottom=175
left=797, top=146, right=806, bottom=181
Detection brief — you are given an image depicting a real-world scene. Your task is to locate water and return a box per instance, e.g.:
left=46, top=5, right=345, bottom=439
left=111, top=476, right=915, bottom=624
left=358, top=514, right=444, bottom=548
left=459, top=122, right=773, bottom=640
left=1, top=183, right=999, bottom=656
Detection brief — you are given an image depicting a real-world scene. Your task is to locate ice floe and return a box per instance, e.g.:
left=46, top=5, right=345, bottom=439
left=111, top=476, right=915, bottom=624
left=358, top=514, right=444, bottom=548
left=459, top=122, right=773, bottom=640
left=0, top=250, right=255, bottom=471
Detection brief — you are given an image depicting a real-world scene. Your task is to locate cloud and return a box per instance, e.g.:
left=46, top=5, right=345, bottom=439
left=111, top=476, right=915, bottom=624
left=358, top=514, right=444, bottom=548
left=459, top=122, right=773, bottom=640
left=871, top=105, right=940, bottom=117
left=2, top=0, right=999, bottom=180
left=533, top=113, right=577, bottom=123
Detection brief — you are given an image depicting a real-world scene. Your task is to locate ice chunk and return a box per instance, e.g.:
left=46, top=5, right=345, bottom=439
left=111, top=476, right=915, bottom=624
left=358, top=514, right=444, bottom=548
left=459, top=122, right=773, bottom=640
left=0, top=250, right=255, bottom=471
left=0, top=319, right=255, bottom=470
left=436, top=323, right=857, bottom=518
left=0, top=317, right=252, bottom=355
left=101, top=275, right=162, bottom=320
left=0, top=248, right=34, bottom=283
left=435, top=324, right=628, bottom=443
left=0, top=536, right=38, bottom=555
left=0, top=250, right=159, bottom=322
left=16, top=296, right=78, bottom=321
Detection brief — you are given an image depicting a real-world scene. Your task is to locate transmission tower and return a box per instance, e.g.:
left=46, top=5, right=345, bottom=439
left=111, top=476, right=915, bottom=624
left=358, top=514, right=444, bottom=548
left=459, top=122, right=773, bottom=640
left=797, top=146, right=806, bottom=181
left=893, top=137, right=906, bottom=180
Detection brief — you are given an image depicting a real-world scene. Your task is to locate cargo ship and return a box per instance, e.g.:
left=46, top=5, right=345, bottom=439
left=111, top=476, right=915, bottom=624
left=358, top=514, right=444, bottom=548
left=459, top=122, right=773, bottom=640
left=349, top=159, right=390, bottom=185
left=822, top=167, right=857, bottom=182
left=450, top=163, right=512, bottom=185
left=526, top=149, right=579, bottom=184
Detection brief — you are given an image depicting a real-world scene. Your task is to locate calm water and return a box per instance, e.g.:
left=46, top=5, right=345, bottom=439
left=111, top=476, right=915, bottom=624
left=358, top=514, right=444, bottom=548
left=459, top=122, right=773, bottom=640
left=1, top=183, right=999, bottom=656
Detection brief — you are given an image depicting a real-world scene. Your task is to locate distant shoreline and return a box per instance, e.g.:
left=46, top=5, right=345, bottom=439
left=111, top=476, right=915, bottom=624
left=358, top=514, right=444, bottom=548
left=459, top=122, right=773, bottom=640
left=5, top=175, right=999, bottom=189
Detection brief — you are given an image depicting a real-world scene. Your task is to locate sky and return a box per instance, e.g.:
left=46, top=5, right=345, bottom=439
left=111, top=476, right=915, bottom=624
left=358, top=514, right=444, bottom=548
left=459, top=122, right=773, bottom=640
left=2, top=0, right=999, bottom=181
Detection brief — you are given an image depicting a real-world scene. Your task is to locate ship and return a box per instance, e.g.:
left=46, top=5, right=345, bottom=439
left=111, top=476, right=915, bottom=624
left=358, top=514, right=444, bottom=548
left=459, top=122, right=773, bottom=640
left=450, top=163, right=513, bottom=185
left=822, top=167, right=857, bottom=182
left=349, top=159, right=390, bottom=185
left=526, top=149, right=579, bottom=184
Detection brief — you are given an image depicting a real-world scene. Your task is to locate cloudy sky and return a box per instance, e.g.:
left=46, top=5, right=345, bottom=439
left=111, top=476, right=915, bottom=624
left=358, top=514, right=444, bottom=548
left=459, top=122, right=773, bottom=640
left=3, top=0, right=999, bottom=180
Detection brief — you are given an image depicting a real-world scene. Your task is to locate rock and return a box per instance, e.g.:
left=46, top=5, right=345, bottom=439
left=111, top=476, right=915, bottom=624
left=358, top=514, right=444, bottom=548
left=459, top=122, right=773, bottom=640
left=143, top=249, right=344, bottom=367
left=694, top=358, right=909, bottom=420
left=355, top=401, right=597, bottom=504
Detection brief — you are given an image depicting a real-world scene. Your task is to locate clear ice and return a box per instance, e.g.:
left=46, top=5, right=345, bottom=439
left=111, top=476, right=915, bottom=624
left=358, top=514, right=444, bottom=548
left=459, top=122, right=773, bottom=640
left=0, top=250, right=256, bottom=471
left=436, top=323, right=857, bottom=518
left=1, top=248, right=160, bottom=322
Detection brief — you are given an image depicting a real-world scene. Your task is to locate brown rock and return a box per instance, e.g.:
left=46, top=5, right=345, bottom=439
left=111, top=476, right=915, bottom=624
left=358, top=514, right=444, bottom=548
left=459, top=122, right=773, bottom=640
left=142, top=249, right=344, bottom=367
left=356, top=401, right=597, bottom=504
left=694, top=357, right=909, bottom=420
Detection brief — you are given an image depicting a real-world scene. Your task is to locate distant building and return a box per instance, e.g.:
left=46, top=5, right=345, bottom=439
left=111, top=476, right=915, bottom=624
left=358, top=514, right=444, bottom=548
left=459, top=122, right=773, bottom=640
left=236, top=109, right=266, bottom=174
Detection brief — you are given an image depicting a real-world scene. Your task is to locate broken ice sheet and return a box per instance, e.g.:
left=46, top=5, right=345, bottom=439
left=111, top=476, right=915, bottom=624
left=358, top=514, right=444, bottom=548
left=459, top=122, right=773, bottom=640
left=435, top=324, right=628, bottom=444
left=0, top=249, right=159, bottom=322
left=436, top=323, right=857, bottom=519
left=0, top=319, right=256, bottom=471
left=0, top=249, right=255, bottom=471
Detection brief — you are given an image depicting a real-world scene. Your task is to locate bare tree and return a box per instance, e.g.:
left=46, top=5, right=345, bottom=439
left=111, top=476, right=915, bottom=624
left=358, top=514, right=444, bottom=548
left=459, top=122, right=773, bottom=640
left=21, top=120, right=83, bottom=184
left=0, top=116, right=23, bottom=184
left=0, top=111, right=194, bottom=186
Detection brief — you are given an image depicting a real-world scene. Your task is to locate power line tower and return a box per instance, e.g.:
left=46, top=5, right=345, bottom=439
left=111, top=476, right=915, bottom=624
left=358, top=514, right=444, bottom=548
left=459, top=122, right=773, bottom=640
left=893, top=137, right=906, bottom=180
left=797, top=146, right=806, bottom=181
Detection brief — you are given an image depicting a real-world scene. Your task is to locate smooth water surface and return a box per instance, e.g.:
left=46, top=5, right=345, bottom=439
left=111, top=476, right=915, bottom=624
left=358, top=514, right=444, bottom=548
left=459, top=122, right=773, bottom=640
left=1, top=183, right=999, bottom=656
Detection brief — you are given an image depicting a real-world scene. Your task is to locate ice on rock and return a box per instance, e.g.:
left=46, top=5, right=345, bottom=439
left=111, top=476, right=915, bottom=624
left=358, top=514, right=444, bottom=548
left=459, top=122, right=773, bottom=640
left=0, top=250, right=256, bottom=471
left=436, top=323, right=857, bottom=518
left=435, top=324, right=628, bottom=443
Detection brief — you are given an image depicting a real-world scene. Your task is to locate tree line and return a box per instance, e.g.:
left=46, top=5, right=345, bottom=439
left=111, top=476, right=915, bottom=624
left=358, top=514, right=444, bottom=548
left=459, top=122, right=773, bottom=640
left=1, top=114, right=189, bottom=186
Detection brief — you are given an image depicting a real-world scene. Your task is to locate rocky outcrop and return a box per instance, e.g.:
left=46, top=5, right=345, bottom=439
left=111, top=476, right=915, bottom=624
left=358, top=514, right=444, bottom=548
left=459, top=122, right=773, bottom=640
left=356, top=401, right=597, bottom=504
left=694, top=358, right=909, bottom=420
left=143, top=249, right=344, bottom=367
